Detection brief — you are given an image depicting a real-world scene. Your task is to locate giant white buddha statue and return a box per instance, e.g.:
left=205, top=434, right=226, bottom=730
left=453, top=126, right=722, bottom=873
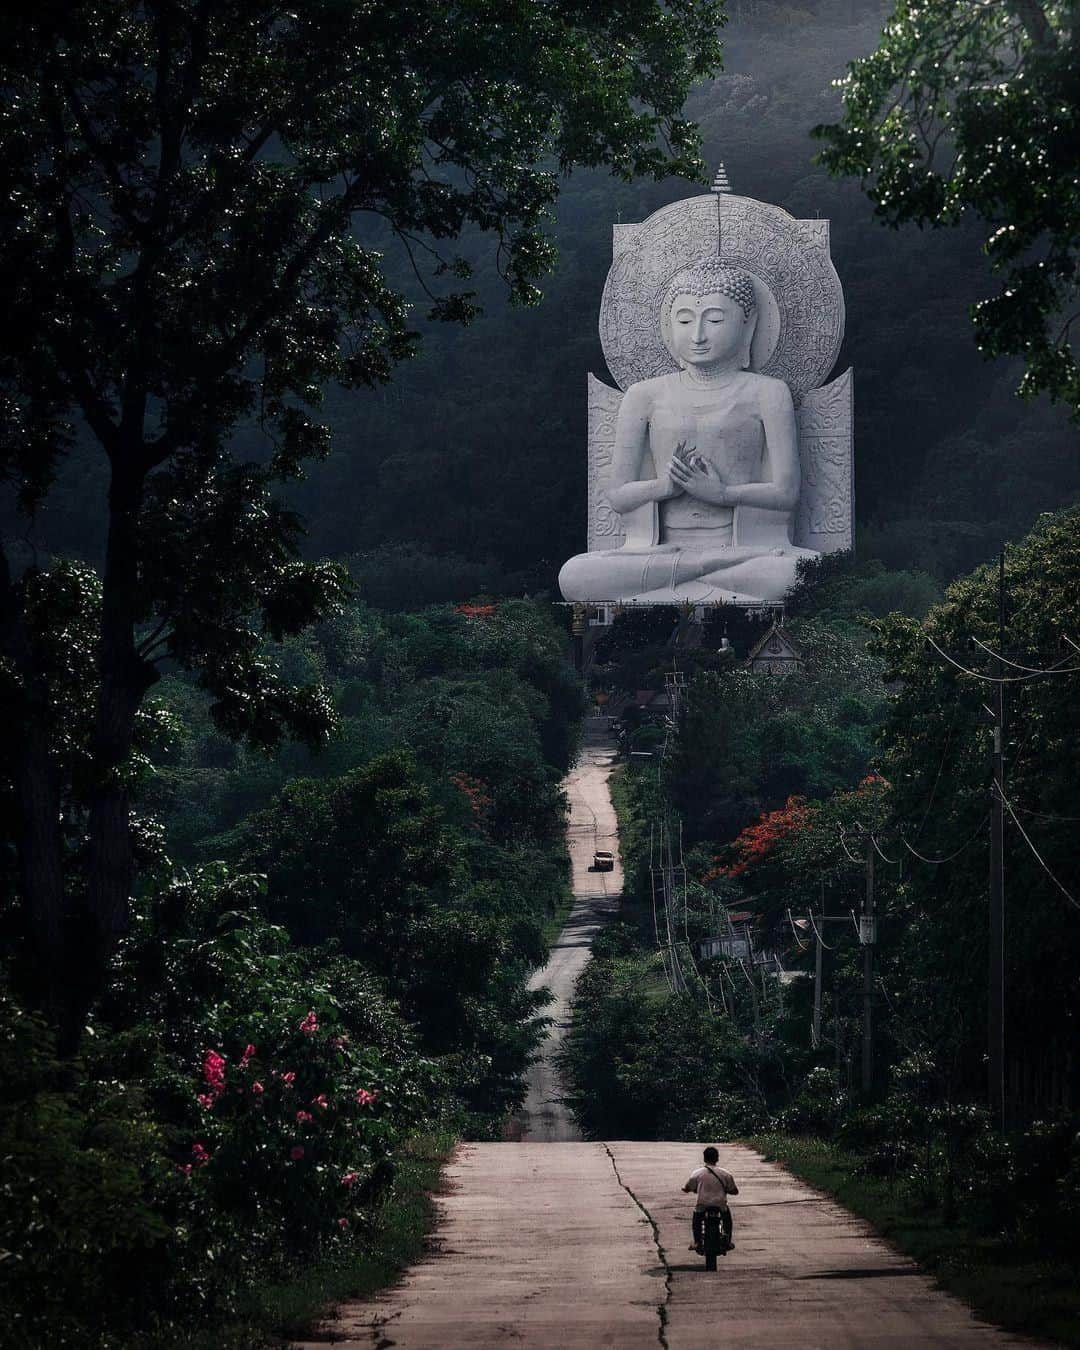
left=558, top=258, right=817, bottom=604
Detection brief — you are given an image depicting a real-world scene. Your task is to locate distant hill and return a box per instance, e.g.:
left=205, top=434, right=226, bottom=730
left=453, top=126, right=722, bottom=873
left=7, top=0, right=1077, bottom=589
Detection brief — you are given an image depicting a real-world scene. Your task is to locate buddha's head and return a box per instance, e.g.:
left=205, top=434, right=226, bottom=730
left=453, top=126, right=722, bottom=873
left=660, top=260, right=758, bottom=372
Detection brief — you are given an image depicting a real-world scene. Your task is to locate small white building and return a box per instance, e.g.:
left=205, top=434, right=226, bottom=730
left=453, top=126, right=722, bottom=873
left=745, top=622, right=804, bottom=676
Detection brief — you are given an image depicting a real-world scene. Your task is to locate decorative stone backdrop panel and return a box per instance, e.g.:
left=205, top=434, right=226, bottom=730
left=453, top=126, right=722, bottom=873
left=795, top=369, right=854, bottom=552
left=587, top=374, right=626, bottom=553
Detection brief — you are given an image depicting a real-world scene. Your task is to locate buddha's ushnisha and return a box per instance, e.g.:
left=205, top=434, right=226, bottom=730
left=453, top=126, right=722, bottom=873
left=559, top=258, right=817, bottom=604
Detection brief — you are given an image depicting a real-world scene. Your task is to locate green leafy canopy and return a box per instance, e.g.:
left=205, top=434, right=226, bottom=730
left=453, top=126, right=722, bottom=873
left=814, top=1, right=1079, bottom=415
left=0, top=1, right=722, bottom=1027
left=0, top=0, right=724, bottom=736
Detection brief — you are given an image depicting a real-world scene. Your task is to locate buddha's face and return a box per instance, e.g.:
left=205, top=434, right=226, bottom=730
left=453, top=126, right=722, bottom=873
left=668, top=291, right=748, bottom=369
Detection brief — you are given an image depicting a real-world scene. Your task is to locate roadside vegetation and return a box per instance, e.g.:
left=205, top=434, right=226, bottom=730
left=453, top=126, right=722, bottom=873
left=566, top=508, right=1080, bottom=1345
left=752, top=1131, right=1080, bottom=1348
left=1, top=598, right=582, bottom=1348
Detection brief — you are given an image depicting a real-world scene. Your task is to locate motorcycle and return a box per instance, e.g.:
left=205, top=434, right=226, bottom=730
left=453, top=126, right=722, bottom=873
left=700, top=1206, right=731, bottom=1271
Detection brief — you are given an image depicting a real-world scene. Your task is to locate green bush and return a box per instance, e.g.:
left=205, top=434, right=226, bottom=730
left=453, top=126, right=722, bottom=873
left=3, top=596, right=581, bottom=1343
left=772, top=1066, right=847, bottom=1136
left=0, top=865, right=447, bottom=1346
left=565, top=942, right=784, bottom=1140
left=0, top=998, right=172, bottom=1347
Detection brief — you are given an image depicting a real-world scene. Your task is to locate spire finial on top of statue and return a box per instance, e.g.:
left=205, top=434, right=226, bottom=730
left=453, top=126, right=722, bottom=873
left=711, top=161, right=732, bottom=257
left=710, top=163, right=732, bottom=196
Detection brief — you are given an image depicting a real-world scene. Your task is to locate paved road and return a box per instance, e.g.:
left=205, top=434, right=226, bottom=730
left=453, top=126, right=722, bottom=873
left=515, top=719, right=622, bottom=1142
left=296, top=1140, right=1043, bottom=1348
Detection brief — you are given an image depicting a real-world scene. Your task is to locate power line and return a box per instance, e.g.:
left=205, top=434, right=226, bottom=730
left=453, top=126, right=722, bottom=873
left=786, top=907, right=810, bottom=951
left=898, top=815, right=987, bottom=865
left=870, top=832, right=900, bottom=866
left=676, top=820, right=714, bottom=1011
left=925, top=633, right=1080, bottom=684
left=969, top=635, right=1078, bottom=677
left=1011, top=803, right=1080, bottom=824
left=838, top=826, right=862, bottom=865
left=840, top=823, right=897, bottom=868
left=807, top=908, right=835, bottom=951
left=999, top=786, right=1080, bottom=913
left=649, top=826, right=675, bottom=993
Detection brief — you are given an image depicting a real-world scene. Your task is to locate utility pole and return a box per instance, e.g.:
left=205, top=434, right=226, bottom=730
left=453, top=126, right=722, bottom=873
left=812, top=883, right=824, bottom=1050
left=861, top=835, right=876, bottom=1095
left=571, top=603, right=586, bottom=672
left=662, top=819, right=686, bottom=996
left=745, top=958, right=762, bottom=1045
left=988, top=549, right=1006, bottom=1129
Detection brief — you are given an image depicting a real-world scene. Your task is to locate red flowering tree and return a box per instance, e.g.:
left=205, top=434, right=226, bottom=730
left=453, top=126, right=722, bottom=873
left=696, top=774, right=895, bottom=957
left=706, top=796, right=811, bottom=881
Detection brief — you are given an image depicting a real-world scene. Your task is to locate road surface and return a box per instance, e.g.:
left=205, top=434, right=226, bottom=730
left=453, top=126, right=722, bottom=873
left=296, top=1140, right=1043, bottom=1348
left=515, top=718, right=622, bottom=1142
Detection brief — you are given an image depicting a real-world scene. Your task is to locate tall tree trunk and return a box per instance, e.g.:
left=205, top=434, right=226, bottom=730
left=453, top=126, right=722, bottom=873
left=14, top=715, right=66, bottom=1008
left=67, top=465, right=157, bottom=1051
left=0, top=551, right=67, bottom=1015
left=1009, top=1, right=1058, bottom=53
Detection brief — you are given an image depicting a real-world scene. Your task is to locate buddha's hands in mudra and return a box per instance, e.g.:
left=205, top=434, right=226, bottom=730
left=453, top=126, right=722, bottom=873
left=652, top=440, right=689, bottom=501
left=668, top=446, right=734, bottom=505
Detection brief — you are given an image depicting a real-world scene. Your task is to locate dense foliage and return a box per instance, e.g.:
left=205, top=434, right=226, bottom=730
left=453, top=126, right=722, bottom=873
left=868, top=508, right=1080, bottom=1098
left=564, top=922, right=805, bottom=1138
left=575, top=512, right=1080, bottom=1111
left=815, top=0, right=1079, bottom=413
left=1, top=875, right=436, bottom=1347
left=668, top=615, right=887, bottom=842
left=0, top=598, right=583, bottom=1346
left=0, top=0, right=722, bottom=1042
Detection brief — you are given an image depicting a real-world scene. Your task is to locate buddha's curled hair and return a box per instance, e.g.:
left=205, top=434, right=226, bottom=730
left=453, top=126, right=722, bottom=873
left=663, top=260, right=756, bottom=319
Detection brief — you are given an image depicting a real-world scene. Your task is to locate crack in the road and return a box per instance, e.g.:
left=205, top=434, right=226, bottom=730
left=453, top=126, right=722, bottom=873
left=367, top=1306, right=402, bottom=1348
left=603, top=1143, right=672, bottom=1350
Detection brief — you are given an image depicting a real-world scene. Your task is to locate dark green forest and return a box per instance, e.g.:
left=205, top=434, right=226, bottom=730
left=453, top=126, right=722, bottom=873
left=2, top=597, right=584, bottom=1345
left=10, top=0, right=1078, bottom=595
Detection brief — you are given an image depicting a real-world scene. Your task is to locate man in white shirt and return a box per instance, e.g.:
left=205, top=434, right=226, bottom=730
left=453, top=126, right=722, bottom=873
left=682, top=1145, right=738, bottom=1253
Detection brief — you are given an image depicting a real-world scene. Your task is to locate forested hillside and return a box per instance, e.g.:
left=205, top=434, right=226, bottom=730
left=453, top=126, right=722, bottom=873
left=277, top=0, right=1080, bottom=587
left=9, top=0, right=1077, bottom=598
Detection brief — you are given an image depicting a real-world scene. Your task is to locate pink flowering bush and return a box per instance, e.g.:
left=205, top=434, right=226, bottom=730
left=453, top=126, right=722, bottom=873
left=176, top=1006, right=414, bottom=1249
left=79, top=866, right=444, bottom=1328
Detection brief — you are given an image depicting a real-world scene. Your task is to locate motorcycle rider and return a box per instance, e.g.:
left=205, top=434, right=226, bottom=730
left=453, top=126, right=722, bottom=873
left=683, top=1146, right=738, bottom=1253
